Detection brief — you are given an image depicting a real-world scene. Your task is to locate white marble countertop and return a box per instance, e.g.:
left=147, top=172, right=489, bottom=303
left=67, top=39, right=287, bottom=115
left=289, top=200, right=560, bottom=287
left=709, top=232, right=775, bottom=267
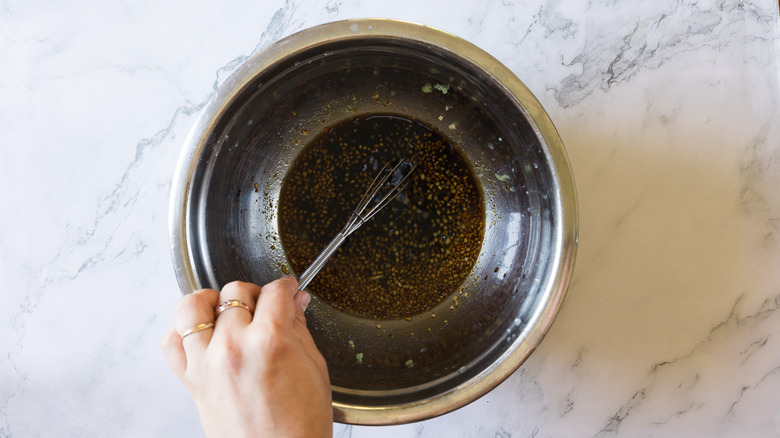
left=2, top=1, right=779, bottom=436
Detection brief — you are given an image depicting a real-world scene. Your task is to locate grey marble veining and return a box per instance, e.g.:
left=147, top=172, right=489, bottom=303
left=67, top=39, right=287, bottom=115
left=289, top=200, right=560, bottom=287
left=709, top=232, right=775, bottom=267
left=1, top=0, right=779, bottom=436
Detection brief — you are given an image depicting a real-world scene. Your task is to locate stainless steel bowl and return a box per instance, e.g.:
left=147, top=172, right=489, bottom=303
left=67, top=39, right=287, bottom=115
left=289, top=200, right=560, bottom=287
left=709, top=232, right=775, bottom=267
left=169, top=19, right=577, bottom=425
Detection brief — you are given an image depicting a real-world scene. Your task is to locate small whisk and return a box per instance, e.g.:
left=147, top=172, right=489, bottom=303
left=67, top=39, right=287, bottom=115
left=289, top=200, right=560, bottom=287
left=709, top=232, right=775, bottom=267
left=297, top=158, right=416, bottom=291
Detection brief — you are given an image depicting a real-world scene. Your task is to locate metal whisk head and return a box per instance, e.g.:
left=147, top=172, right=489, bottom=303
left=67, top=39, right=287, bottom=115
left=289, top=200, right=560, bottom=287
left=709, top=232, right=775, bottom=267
left=298, top=158, right=416, bottom=291
left=344, top=158, right=416, bottom=235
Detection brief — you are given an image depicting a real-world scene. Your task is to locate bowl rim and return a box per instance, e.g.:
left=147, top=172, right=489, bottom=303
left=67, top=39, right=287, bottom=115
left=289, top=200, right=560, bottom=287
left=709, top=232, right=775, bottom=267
left=168, top=17, right=578, bottom=425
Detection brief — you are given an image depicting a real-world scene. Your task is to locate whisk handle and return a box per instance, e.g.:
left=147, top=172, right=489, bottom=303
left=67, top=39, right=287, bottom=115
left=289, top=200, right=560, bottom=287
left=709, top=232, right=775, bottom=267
left=297, top=231, right=349, bottom=291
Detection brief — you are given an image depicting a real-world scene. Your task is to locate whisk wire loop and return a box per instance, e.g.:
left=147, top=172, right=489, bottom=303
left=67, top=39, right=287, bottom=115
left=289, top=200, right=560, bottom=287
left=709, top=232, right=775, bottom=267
left=297, top=158, right=416, bottom=291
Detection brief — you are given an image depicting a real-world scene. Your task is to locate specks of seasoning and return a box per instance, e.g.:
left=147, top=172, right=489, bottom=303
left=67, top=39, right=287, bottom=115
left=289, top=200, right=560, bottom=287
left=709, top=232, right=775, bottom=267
left=421, top=83, right=433, bottom=93
left=376, top=323, right=382, bottom=329
left=348, top=340, right=355, bottom=349
left=495, top=173, right=510, bottom=182
left=277, top=115, right=485, bottom=318
left=405, top=359, right=414, bottom=368
left=356, top=353, right=364, bottom=364
left=448, top=123, right=457, bottom=130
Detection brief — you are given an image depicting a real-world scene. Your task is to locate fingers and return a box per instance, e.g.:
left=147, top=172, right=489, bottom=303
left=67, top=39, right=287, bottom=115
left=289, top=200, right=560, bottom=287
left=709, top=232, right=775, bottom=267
left=213, top=281, right=260, bottom=338
left=173, top=289, right=220, bottom=359
left=293, top=290, right=311, bottom=326
left=291, top=290, right=328, bottom=376
left=294, top=314, right=326, bottom=366
left=253, top=276, right=299, bottom=329
left=161, top=325, right=186, bottom=377
left=253, top=278, right=324, bottom=370
left=166, top=278, right=326, bottom=382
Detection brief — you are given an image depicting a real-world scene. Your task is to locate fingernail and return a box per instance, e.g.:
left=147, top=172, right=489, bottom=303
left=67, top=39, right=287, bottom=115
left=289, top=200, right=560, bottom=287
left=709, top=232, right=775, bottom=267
left=299, top=291, right=311, bottom=312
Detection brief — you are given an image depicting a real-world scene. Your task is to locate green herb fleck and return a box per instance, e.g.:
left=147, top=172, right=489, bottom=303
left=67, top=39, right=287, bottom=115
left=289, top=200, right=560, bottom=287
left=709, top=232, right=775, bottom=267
left=356, top=353, right=364, bottom=364
left=433, top=83, right=449, bottom=94
left=405, top=359, right=414, bottom=368
left=421, top=83, right=433, bottom=93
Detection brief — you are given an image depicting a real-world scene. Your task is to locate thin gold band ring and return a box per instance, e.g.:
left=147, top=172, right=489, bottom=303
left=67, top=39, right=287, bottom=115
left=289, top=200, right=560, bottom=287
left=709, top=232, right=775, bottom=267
left=216, top=300, right=253, bottom=317
left=181, top=322, right=216, bottom=339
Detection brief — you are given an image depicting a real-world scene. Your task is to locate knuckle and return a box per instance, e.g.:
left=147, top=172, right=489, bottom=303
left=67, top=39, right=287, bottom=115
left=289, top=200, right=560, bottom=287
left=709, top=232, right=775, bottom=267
left=222, top=281, right=260, bottom=303
left=223, top=280, right=257, bottom=294
left=174, top=293, right=205, bottom=315
left=277, top=276, right=298, bottom=288
left=213, top=336, right=244, bottom=372
left=265, top=337, right=294, bottom=359
left=221, top=280, right=244, bottom=293
left=160, top=330, right=177, bottom=351
left=252, top=322, right=294, bottom=357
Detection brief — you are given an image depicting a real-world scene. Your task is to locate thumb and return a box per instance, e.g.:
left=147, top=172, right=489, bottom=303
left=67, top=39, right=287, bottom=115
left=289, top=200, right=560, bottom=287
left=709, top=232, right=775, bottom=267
left=293, top=290, right=311, bottom=326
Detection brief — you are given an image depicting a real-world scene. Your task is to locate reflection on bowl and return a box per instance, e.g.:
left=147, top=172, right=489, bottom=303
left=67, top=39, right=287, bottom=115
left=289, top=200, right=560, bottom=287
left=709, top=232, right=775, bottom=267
left=169, top=18, right=577, bottom=425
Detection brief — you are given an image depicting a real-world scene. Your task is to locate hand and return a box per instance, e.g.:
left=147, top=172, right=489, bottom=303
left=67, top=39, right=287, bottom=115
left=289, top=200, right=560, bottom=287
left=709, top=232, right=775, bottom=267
left=161, top=277, right=333, bottom=437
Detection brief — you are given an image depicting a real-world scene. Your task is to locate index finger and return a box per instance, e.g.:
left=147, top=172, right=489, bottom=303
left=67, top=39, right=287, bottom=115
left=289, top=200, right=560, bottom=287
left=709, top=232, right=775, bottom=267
left=252, top=276, right=299, bottom=328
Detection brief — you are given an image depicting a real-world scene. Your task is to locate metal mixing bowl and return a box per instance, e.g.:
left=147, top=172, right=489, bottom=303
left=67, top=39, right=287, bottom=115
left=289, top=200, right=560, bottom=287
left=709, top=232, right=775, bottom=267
left=169, top=19, right=577, bottom=425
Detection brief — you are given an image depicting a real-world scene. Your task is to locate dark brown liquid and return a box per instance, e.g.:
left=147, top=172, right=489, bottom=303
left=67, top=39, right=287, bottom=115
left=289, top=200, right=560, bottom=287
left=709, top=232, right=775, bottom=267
left=278, top=115, right=485, bottom=318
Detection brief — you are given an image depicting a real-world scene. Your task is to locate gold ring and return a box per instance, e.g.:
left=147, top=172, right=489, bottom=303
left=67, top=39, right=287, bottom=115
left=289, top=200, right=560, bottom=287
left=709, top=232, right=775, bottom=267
left=216, top=300, right=253, bottom=317
left=181, top=322, right=215, bottom=339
